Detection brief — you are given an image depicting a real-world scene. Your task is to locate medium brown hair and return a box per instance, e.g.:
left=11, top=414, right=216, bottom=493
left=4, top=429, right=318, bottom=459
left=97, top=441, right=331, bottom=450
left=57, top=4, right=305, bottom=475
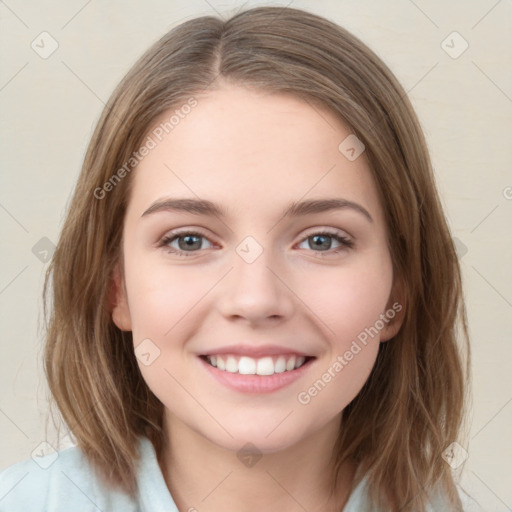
left=43, top=6, right=470, bottom=511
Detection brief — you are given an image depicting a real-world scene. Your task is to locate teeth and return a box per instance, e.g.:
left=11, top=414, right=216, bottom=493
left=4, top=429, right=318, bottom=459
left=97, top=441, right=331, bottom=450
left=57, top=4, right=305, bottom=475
left=295, top=356, right=305, bottom=369
left=256, top=357, right=274, bottom=376
left=238, top=356, right=256, bottom=375
left=226, top=356, right=238, bottom=373
left=274, top=356, right=286, bottom=373
left=205, top=354, right=309, bottom=375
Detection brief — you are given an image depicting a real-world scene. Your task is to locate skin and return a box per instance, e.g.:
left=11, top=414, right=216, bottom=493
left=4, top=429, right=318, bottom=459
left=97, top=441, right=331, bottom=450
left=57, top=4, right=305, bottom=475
left=111, top=83, right=405, bottom=511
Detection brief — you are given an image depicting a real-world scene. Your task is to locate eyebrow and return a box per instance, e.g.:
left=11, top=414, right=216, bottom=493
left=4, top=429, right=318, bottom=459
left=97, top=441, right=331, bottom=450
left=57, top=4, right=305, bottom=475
left=141, top=197, right=373, bottom=223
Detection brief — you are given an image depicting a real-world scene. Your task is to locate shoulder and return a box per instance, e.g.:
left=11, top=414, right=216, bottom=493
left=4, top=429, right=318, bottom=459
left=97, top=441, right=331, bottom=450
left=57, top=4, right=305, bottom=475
left=428, top=481, right=486, bottom=512
left=0, top=443, right=135, bottom=512
left=344, top=471, right=484, bottom=512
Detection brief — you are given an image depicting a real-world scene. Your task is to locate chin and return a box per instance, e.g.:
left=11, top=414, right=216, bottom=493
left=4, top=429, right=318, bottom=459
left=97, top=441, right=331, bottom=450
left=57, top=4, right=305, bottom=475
left=206, top=419, right=315, bottom=455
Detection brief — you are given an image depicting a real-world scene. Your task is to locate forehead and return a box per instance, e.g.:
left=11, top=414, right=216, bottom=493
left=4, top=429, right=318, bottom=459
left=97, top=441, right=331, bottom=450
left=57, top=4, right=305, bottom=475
left=126, top=85, right=383, bottom=223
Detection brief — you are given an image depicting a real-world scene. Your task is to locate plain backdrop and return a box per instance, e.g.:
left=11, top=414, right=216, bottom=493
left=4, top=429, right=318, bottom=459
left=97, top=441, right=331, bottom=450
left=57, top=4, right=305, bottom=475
left=0, top=1, right=511, bottom=510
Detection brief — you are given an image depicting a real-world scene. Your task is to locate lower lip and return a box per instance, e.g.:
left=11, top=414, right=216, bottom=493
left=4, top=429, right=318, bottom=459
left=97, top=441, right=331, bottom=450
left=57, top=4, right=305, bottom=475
left=199, top=356, right=315, bottom=394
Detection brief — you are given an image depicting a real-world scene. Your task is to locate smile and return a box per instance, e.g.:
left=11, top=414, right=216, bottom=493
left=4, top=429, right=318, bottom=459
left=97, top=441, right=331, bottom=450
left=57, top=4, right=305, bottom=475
left=201, top=354, right=313, bottom=376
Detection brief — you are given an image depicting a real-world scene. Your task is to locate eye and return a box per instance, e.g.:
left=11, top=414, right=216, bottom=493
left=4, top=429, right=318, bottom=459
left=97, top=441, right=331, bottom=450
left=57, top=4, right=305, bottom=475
left=159, top=230, right=214, bottom=257
left=158, top=228, right=353, bottom=257
left=296, top=230, right=353, bottom=255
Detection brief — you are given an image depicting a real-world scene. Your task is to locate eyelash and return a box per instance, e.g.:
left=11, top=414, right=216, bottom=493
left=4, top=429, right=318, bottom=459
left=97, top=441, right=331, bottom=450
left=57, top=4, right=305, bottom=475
left=158, top=229, right=354, bottom=257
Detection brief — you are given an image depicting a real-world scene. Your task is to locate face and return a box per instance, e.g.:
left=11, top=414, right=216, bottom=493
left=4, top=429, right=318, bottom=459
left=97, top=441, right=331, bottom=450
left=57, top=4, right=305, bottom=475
left=111, top=84, right=404, bottom=454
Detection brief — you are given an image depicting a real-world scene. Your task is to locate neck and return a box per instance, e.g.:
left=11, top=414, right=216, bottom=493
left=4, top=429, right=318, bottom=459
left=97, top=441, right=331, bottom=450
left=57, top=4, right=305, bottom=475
left=159, top=414, right=356, bottom=512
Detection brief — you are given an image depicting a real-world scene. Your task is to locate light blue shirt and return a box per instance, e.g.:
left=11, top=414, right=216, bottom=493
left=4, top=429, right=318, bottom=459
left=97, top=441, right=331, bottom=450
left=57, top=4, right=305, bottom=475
left=0, top=436, right=480, bottom=511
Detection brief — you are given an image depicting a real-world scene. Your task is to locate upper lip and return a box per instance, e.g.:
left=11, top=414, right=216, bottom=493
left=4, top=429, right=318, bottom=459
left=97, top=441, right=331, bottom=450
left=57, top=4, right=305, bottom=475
left=199, top=344, right=314, bottom=358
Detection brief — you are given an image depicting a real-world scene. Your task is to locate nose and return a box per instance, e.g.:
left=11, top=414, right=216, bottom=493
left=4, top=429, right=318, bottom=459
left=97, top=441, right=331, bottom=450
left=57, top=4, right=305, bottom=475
left=215, top=245, right=295, bottom=325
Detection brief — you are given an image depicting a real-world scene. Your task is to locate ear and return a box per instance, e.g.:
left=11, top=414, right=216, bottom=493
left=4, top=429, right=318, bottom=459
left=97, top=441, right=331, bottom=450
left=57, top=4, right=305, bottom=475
left=380, top=276, right=407, bottom=342
left=108, top=262, right=132, bottom=332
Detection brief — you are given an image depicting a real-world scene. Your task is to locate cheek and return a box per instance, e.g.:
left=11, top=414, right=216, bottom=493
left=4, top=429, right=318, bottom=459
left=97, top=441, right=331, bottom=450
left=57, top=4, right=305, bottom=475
left=296, top=258, right=393, bottom=344
left=292, top=259, right=392, bottom=417
left=124, top=258, right=211, bottom=341
left=295, top=269, right=389, bottom=419
left=124, top=261, right=205, bottom=411
left=297, top=342, right=380, bottom=425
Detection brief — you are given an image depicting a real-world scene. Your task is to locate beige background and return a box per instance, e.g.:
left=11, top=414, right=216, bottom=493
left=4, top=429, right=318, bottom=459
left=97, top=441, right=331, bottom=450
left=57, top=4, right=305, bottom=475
left=1, top=0, right=511, bottom=510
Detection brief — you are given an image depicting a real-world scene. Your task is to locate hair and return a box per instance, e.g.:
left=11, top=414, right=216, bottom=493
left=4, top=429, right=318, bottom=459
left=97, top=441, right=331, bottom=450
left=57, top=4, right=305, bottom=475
left=43, top=6, right=470, bottom=511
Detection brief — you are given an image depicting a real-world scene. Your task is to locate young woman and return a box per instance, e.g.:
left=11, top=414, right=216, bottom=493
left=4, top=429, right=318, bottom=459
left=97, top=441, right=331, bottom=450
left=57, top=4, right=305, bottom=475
left=0, top=6, right=472, bottom=511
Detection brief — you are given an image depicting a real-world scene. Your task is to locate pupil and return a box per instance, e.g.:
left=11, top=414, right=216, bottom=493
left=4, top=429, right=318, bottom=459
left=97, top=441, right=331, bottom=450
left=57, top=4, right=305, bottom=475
left=180, top=235, right=200, bottom=250
left=312, top=235, right=331, bottom=250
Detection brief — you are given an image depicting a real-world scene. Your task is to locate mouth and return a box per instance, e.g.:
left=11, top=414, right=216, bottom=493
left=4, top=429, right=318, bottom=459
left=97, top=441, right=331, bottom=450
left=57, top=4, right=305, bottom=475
left=199, top=354, right=315, bottom=376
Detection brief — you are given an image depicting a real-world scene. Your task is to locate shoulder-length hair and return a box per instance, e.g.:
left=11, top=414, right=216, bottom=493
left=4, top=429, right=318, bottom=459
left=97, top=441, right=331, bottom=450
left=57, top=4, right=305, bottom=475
left=43, top=6, right=470, bottom=511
